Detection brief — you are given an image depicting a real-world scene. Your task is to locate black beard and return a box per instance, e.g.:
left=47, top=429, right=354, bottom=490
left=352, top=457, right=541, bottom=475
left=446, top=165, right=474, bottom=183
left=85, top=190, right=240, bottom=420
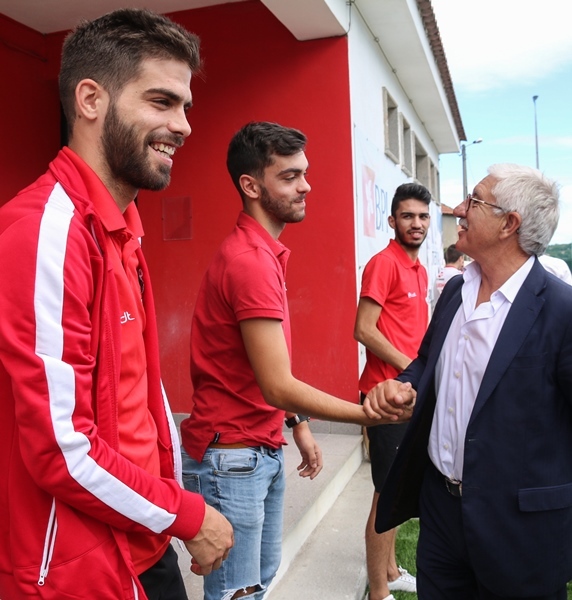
left=102, top=102, right=179, bottom=192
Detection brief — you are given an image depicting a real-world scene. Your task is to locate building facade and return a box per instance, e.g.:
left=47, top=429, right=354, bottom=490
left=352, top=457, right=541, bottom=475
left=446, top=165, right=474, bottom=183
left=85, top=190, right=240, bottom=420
left=0, top=0, right=464, bottom=413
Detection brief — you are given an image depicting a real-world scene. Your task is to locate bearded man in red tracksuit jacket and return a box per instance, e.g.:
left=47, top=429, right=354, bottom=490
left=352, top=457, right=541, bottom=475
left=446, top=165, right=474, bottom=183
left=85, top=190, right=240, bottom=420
left=0, top=9, right=232, bottom=600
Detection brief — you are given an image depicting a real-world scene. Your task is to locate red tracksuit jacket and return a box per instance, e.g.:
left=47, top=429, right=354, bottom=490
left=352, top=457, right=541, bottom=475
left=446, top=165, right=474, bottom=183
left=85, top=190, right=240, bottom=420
left=0, top=148, right=205, bottom=599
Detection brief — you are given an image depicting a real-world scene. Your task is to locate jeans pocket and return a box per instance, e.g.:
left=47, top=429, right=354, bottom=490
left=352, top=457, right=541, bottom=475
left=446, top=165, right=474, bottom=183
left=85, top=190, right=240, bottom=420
left=216, top=449, right=259, bottom=476
left=182, top=472, right=201, bottom=494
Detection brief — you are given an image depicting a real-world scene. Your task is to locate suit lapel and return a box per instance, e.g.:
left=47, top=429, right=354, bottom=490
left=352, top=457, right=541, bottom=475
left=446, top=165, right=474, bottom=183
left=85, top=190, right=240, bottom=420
left=426, top=279, right=463, bottom=376
left=470, top=260, right=547, bottom=422
left=409, top=278, right=463, bottom=420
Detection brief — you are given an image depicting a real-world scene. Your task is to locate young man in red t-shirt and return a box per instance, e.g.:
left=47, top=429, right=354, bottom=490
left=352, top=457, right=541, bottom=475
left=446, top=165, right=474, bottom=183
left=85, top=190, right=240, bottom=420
left=354, top=183, right=432, bottom=600
left=180, top=122, right=412, bottom=600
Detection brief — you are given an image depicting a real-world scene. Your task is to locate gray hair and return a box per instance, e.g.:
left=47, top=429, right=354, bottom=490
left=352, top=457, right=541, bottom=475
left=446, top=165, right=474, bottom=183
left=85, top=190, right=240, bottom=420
left=488, top=163, right=560, bottom=256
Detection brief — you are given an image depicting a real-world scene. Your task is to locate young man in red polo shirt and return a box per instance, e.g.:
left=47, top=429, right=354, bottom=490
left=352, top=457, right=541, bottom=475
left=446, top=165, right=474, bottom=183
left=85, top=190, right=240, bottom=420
left=180, top=122, right=411, bottom=600
left=354, top=183, right=432, bottom=600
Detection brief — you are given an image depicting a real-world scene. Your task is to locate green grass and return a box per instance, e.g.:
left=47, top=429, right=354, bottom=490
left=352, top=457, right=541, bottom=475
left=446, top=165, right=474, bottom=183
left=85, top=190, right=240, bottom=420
left=392, top=519, right=572, bottom=600
left=392, top=519, right=419, bottom=600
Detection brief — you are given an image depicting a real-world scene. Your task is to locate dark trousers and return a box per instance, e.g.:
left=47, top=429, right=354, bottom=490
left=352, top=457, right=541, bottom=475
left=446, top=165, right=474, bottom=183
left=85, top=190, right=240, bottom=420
left=138, top=544, right=188, bottom=600
left=417, top=463, right=566, bottom=600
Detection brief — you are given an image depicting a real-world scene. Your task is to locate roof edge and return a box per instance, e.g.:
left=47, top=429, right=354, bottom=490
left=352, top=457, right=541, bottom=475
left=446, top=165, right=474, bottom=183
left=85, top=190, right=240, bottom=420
left=416, top=0, right=466, bottom=142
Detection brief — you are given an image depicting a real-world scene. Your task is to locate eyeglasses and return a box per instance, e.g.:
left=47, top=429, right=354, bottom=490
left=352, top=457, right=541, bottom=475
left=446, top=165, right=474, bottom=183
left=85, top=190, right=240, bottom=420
left=464, top=194, right=509, bottom=213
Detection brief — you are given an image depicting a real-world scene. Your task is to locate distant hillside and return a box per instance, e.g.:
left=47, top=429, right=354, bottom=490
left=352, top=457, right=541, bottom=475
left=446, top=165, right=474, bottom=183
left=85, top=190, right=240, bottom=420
left=545, top=244, right=572, bottom=271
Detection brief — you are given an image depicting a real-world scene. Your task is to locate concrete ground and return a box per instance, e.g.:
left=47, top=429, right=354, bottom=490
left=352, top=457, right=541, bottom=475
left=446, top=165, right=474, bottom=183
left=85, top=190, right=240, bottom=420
left=173, top=430, right=371, bottom=599
left=267, top=460, right=371, bottom=600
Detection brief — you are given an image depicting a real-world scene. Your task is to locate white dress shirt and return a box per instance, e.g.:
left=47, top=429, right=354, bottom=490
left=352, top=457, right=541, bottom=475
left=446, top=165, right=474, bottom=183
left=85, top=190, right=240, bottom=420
left=428, top=256, right=535, bottom=481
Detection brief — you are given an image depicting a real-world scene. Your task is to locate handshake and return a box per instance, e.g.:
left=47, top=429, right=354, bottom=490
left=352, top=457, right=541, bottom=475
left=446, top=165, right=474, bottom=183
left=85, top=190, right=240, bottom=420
left=361, top=380, right=416, bottom=425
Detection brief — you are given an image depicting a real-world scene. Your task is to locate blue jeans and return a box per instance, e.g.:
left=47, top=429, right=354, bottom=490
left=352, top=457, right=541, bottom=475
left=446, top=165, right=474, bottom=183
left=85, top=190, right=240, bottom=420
left=181, top=445, right=285, bottom=600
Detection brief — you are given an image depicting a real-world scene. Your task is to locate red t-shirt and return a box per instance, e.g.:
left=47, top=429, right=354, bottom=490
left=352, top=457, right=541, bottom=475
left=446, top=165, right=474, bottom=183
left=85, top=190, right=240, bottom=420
left=181, top=212, right=291, bottom=461
left=358, top=239, right=428, bottom=394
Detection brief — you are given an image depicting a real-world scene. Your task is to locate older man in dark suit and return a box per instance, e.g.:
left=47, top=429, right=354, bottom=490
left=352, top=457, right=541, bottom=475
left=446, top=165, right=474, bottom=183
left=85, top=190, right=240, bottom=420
left=365, top=163, right=572, bottom=600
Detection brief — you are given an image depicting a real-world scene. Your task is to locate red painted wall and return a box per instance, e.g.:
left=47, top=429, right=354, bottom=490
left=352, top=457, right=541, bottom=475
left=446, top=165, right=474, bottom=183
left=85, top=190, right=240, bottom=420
left=0, top=15, right=61, bottom=199
left=0, top=0, right=358, bottom=414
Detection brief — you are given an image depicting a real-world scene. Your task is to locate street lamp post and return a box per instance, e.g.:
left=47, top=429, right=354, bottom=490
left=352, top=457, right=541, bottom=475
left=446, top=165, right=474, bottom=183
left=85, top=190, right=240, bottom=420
left=533, top=95, right=539, bottom=169
left=461, top=138, right=483, bottom=198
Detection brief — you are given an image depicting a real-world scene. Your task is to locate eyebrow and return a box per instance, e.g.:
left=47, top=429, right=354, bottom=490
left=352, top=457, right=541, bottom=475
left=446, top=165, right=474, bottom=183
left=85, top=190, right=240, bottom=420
left=277, top=165, right=309, bottom=176
left=146, top=87, right=193, bottom=110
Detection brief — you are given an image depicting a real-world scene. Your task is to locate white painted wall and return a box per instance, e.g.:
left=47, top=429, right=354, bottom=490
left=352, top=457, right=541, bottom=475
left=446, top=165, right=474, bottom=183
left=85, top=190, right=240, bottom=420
left=347, top=7, right=446, bottom=373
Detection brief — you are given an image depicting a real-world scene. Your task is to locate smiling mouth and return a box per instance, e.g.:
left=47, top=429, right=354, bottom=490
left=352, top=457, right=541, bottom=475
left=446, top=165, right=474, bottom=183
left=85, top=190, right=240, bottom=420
left=151, top=143, right=176, bottom=158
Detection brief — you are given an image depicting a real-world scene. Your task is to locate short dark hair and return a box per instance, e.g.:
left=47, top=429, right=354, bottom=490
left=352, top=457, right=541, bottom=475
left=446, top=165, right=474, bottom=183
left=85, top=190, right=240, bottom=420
left=444, top=244, right=463, bottom=264
left=59, top=8, right=201, bottom=138
left=390, top=183, right=432, bottom=216
left=227, top=122, right=307, bottom=199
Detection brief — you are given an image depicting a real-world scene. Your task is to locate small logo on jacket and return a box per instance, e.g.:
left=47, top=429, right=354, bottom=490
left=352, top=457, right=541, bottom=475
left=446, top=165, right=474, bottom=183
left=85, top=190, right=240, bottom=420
left=407, top=292, right=417, bottom=299
left=120, top=311, right=135, bottom=324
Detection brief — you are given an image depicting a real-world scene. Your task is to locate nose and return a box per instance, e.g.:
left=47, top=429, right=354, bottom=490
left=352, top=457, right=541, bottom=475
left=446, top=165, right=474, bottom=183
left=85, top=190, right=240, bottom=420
left=299, top=177, right=311, bottom=194
left=453, top=201, right=467, bottom=218
left=169, top=107, right=192, bottom=139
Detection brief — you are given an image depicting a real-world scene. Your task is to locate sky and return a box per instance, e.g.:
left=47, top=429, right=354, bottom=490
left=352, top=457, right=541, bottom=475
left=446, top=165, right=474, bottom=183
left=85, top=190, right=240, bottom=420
left=431, top=0, right=572, bottom=246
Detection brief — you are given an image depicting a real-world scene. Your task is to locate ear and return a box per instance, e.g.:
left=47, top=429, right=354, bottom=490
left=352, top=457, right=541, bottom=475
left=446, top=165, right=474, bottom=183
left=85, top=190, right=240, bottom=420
left=74, top=78, right=108, bottom=123
left=501, top=210, right=522, bottom=240
left=239, top=174, right=261, bottom=201
left=388, top=215, right=396, bottom=231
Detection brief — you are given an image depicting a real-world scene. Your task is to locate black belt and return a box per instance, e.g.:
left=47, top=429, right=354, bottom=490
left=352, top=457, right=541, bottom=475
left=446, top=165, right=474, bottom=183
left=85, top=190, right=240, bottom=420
left=432, top=462, right=462, bottom=497
left=444, top=477, right=462, bottom=497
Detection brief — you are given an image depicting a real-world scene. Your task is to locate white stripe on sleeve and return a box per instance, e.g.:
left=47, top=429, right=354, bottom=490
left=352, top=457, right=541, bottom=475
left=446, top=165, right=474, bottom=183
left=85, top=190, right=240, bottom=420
left=34, top=183, right=176, bottom=533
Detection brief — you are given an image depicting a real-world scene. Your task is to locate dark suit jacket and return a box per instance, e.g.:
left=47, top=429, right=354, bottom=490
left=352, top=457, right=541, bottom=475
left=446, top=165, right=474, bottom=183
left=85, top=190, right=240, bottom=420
left=376, top=258, right=572, bottom=596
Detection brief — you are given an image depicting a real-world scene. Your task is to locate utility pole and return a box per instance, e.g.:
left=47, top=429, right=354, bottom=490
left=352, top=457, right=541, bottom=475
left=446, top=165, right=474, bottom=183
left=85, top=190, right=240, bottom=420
left=461, top=138, right=483, bottom=199
left=533, top=95, right=540, bottom=169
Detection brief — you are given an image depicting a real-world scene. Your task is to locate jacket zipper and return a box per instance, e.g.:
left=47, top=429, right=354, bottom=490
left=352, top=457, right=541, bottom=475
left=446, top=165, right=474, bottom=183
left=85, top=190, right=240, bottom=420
left=38, top=499, right=58, bottom=586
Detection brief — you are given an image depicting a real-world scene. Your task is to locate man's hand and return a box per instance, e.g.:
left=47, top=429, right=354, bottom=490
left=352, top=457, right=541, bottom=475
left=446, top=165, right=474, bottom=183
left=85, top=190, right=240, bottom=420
left=185, top=504, right=234, bottom=576
left=363, top=380, right=416, bottom=422
left=292, top=423, right=323, bottom=480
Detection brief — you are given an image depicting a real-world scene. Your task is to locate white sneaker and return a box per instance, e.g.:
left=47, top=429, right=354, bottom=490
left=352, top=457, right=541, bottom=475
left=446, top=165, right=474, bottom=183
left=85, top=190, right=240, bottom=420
left=365, top=595, right=395, bottom=600
left=387, top=567, right=417, bottom=593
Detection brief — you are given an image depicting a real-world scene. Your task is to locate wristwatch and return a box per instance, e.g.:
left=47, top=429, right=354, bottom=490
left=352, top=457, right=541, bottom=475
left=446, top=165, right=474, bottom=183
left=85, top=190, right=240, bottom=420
left=284, top=414, right=311, bottom=428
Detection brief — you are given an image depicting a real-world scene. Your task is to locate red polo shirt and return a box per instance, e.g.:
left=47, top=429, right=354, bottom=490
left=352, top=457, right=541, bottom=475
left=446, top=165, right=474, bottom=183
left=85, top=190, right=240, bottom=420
left=181, top=212, right=291, bottom=461
left=358, top=239, right=428, bottom=394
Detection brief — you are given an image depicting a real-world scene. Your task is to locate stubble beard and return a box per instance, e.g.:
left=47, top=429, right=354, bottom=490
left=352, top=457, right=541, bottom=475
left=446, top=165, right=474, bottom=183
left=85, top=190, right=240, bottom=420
left=395, top=227, right=427, bottom=250
left=260, top=186, right=306, bottom=224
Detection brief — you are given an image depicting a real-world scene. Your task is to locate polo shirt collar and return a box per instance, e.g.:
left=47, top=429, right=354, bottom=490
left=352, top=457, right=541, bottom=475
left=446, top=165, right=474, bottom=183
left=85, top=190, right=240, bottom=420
left=62, top=147, right=144, bottom=238
left=388, top=238, right=420, bottom=268
left=236, top=211, right=289, bottom=259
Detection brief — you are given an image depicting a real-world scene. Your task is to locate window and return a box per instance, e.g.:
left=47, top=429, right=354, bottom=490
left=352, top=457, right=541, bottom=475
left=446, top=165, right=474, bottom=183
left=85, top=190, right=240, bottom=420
left=414, top=137, right=430, bottom=189
left=430, top=162, right=440, bottom=202
left=383, top=88, right=400, bottom=164
left=401, top=116, right=413, bottom=176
